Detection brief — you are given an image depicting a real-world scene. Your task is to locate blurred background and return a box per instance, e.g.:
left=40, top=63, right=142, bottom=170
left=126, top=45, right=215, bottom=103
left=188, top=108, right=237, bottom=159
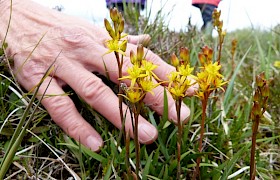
left=33, top=0, right=280, bottom=32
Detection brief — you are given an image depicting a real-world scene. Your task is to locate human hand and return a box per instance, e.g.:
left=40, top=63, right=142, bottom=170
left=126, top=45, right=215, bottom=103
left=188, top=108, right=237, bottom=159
left=0, top=0, right=197, bottom=151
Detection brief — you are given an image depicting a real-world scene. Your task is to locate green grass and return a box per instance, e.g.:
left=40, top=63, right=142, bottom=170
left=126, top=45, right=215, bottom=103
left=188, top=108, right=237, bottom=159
left=1, top=6, right=280, bottom=180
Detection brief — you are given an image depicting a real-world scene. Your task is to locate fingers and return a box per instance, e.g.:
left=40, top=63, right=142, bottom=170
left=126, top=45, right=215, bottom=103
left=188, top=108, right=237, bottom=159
left=186, top=79, right=199, bottom=96
left=127, top=34, right=151, bottom=47
left=56, top=62, right=158, bottom=144
left=36, top=77, right=104, bottom=152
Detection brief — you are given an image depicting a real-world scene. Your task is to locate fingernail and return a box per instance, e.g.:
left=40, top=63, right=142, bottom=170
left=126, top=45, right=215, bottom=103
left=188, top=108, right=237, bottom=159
left=86, top=136, right=103, bottom=152
left=170, top=103, right=190, bottom=124
left=138, top=123, right=158, bottom=144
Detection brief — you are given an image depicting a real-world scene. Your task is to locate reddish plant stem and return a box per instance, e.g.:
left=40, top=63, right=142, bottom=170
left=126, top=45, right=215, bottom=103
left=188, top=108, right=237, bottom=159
left=133, top=104, right=141, bottom=180
left=176, top=99, right=182, bottom=179
left=115, top=52, right=124, bottom=144
left=193, top=94, right=208, bottom=180
left=217, top=35, right=223, bottom=65
left=250, top=116, right=260, bottom=180
left=125, top=130, right=132, bottom=179
left=115, top=52, right=131, bottom=178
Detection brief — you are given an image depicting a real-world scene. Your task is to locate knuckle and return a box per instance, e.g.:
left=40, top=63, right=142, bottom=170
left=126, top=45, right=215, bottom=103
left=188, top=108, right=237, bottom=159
left=43, top=95, right=86, bottom=139
left=45, top=95, right=75, bottom=121
left=18, top=59, right=48, bottom=82
left=80, top=77, right=107, bottom=99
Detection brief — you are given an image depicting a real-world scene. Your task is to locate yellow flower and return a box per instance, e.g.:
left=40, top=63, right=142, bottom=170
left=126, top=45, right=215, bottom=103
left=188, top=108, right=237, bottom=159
left=212, top=78, right=227, bottom=91
left=105, top=39, right=127, bottom=56
left=141, top=60, right=160, bottom=81
left=167, top=75, right=193, bottom=100
left=178, top=64, right=194, bottom=77
left=204, top=62, right=222, bottom=77
left=195, top=60, right=227, bottom=99
left=119, top=65, right=147, bottom=87
left=167, top=62, right=194, bottom=100
left=121, top=87, right=144, bottom=104
left=195, top=91, right=205, bottom=100
left=139, top=78, right=160, bottom=95
left=274, top=61, right=280, bottom=68
left=168, top=71, right=179, bottom=84
left=169, top=84, right=186, bottom=100
left=196, top=78, right=210, bottom=92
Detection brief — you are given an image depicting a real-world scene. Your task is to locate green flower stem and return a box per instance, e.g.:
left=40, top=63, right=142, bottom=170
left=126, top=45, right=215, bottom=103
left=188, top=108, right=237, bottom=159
left=176, top=99, right=182, bottom=179
left=250, top=115, right=260, bottom=180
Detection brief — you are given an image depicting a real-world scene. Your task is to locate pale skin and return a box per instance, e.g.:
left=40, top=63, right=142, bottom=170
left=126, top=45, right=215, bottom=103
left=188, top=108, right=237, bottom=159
left=0, top=0, right=197, bottom=151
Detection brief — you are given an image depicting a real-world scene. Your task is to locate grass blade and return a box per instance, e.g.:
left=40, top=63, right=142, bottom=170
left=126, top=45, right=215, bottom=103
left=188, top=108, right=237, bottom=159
left=0, top=62, right=55, bottom=178
left=142, top=151, right=154, bottom=180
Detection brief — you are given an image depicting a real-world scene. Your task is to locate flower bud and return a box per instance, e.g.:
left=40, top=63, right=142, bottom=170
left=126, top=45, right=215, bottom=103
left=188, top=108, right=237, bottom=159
left=252, top=101, right=261, bottom=116
left=171, top=53, right=179, bottom=67
left=104, top=18, right=115, bottom=39
left=110, top=8, right=119, bottom=22
left=198, top=53, right=206, bottom=66
left=120, top=40, right=127, bottom=52
left=201, top=46, right=213, bottom=64
left=130, top=51, right=137, bottom=65
left=202, top=46, right=209, bottom=55
left=179, top=47, right=189, bottom=64
left=256, top=73, right=264, bottom=87
left=137, top=44, right=144, bottom=62
left=261, top=83, right=270, bottom=98
left=118, top=12, right=124, bottom=23
left=119, top=19, right=125, bottom=33
left=253, top=91, right=260, bottom=102
left=207, top=48, right=213, bottom=62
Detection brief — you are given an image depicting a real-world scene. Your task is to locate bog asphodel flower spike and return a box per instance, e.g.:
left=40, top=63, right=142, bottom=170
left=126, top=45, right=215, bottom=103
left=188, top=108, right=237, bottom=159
left=103, top=7, right=131, bottom=178
left=195, top=46, right=227, bottom=99
left=250, top=72, right=270, bottom=180
left=166, top=47, right=195, bottom=179
left=119, top=44, right=161, bottom=179
left=167, top=47, right=195, bottom=101
left=104, top=7, right=128, bottom=56
left=212, top=8, right=226, bottom=64
left=193, top=45, right=227, bottom=180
